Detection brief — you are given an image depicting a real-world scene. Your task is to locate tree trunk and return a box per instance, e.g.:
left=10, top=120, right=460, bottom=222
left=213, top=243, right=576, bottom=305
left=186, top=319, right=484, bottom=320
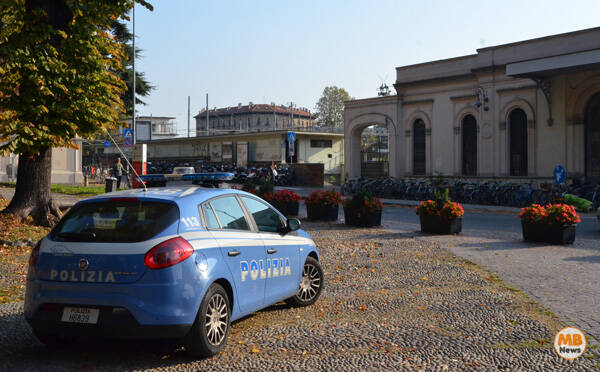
left=2, top=147, right=61, bottom=227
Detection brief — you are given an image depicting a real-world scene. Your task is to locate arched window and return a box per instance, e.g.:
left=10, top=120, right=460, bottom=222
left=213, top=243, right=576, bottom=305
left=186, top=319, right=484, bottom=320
left=585, top=92, right=600, bottom=181
left=462, top=115, right=477, bottom=176
left=509, top=108, right=528, bottom=176
left=413, top=119, right=426, bottom=175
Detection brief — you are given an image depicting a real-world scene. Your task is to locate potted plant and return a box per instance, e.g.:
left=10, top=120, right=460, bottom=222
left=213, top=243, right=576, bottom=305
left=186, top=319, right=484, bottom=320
left=519, top=203, right=580, bottom=244
left=305, top=190, right=342, bottom=221
left=343, top=191, right=383, bottom=227
left=263, top=190, right=301, bottom=217
left=415, top=189, right=464, bottom=234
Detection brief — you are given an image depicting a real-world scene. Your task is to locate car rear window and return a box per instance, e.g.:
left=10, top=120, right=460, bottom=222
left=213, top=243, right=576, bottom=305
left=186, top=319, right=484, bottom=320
left=50, top=200, right=180, bottom=243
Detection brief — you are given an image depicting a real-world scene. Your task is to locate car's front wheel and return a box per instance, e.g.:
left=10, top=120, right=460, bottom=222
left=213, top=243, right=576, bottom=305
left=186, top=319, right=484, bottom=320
left=185, top=283, right=231, bottom=357
left=286, top=256, right=323, bottom=307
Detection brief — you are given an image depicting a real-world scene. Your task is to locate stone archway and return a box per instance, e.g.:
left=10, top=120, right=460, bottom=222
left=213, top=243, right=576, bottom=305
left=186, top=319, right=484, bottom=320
left=346, top=113, right=393, bottom=178
left=344, top=104, right=399, bottom=180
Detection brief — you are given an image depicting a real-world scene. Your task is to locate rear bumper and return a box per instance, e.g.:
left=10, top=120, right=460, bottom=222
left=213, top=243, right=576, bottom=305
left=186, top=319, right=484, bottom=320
left=26, top=304, right=192, bottom=339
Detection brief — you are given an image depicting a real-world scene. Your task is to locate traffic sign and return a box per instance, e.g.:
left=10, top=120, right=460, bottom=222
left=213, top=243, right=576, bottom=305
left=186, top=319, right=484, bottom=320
left=554, top=165, right=566, bottom=184
left=123, top=137, right=133, bottom=148
left=288, top=140, right=295, bottom=157
left=287, top=131, right=296, bottom=143
left=123, top=128, right=133, bottom=139
left=103, top=141, right=111, bottom=148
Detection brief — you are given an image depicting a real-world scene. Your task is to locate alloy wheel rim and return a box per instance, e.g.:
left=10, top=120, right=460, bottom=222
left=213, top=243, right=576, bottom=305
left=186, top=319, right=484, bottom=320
left=298, top=263, right=321, bottom=302
left=204, top=293, right=228, bottom=346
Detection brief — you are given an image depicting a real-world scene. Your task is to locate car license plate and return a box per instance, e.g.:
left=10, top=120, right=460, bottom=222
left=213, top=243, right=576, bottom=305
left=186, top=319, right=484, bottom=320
left=61, top=307, right=100, bottom=324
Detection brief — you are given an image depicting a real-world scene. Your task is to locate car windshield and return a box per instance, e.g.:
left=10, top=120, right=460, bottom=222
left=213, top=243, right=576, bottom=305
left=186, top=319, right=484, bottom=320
left=174, top=167, right=194, bottom=174
left=50, top=200, right=179, bottom=243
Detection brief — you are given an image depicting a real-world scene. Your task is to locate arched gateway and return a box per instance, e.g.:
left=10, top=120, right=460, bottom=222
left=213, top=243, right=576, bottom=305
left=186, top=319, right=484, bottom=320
left=343, top=96, right=400, bottom=180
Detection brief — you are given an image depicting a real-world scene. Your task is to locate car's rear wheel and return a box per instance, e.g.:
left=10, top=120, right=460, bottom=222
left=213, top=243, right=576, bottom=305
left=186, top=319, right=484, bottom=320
left=286, top=256, right=323, bottom=307
left=185, top=283, right=231, bottom=357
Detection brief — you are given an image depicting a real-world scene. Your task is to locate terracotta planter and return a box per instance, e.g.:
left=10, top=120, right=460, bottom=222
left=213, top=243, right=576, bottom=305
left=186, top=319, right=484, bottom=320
left=272, top=201, right=299, bottom=217
left=521, top=221, right=576, bottom=244
left=344, top=207, right=381, bottom=227
left=419, top=215, right=462, bottom=234
left=306, top=204, right=339, bottom=221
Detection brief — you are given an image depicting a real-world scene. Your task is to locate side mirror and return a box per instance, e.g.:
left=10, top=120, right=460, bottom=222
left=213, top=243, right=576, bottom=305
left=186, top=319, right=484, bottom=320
left=287, top=218, right=301, bottom=232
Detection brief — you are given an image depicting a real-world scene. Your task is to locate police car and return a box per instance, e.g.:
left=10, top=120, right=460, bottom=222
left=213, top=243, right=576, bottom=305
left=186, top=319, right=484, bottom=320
left=24, top=187, right=323, bottom=357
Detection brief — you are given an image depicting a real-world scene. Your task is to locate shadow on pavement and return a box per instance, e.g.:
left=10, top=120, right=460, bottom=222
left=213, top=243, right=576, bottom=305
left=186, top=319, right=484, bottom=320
left=0, top=310, right=204, bottom=370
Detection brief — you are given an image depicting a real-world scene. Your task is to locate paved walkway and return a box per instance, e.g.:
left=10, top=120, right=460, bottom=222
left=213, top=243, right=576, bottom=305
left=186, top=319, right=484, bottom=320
left=2, top=185, right=597, bottom=342
left=379, top=209, right=600, bottom=343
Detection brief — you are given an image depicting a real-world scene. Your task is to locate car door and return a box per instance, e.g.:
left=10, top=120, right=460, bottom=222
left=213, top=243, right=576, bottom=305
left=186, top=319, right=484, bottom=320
left=239, top=196, right=301, bottom=304
left=200, top=196, right=266, bottom=314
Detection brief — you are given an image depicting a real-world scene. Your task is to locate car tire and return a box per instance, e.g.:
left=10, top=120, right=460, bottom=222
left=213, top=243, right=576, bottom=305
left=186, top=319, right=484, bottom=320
left=286, top=256, right=323, bottom=307
left=185, top=283, right=231, bottom=358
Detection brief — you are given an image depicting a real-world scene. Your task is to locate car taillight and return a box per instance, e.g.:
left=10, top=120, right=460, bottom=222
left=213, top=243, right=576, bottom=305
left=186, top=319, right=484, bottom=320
left=144, top=237, right=194, bottom=269
left=28, top=241, right=42, bottom=267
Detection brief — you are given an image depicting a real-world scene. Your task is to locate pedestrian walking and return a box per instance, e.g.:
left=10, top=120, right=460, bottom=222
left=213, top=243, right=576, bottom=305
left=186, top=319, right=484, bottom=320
left=113, top=157, right=125, bottom=189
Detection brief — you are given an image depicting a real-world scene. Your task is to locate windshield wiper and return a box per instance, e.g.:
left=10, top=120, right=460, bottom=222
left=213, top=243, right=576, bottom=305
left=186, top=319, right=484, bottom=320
left=55, top=231, right=97, bottom=241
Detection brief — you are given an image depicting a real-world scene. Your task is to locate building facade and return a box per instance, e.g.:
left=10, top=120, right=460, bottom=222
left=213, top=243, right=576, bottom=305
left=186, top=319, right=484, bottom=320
left=144, top=129, right=344, bottom=179
left=195, top=103, right=315, bottom=135
left=0, top=143, right=83, bottom=184
left=344, top=27, right=600, bottom=182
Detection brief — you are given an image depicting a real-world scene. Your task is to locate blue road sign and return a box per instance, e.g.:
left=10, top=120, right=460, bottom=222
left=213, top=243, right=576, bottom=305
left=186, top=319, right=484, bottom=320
left=123, top=128, right=133, bottom=139
left=287, top=131, right=296, bottom=143
left=554, top=165, right=566, bottom=184
left=123, top=138, right=133, bottom=148
left=103, top=141, right=111, bottom=148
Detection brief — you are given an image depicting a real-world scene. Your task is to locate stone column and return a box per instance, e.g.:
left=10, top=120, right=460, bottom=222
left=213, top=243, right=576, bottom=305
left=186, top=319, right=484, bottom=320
left=394, top=94, right=404, bottom=177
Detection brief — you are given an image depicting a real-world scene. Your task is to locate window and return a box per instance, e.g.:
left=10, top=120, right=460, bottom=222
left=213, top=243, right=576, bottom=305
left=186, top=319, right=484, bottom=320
left=310, top=140, right=332, bottom=148
left=51, top=201, right=179, bottom=243
left=209, top=196, right=249, bottom=231
left=413, top=119, right=426, bottom=175
left=509, top=108, right=528, bottom=176
left=200, top=203, right=219, bottom=229
left=462, top=115, right=477, bottom=176
left=241, top=197, right=285, bottom=233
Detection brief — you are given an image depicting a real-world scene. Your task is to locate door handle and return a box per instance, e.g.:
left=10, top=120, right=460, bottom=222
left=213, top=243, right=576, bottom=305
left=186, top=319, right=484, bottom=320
left=228, top=250, right=241, bottom=257
left=267, top=248, right=278, bottom=254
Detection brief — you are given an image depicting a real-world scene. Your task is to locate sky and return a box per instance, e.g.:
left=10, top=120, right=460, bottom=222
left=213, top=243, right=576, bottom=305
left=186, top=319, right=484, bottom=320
left=129, top=0, right=600, bottom=136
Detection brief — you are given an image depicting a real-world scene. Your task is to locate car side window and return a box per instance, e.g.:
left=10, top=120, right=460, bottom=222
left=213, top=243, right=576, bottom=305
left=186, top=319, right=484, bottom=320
left=200, top=203, right=220, bottom=229
left=241, top=196, right=285, bottom=233
left=209, top=196, right=250, bottom=231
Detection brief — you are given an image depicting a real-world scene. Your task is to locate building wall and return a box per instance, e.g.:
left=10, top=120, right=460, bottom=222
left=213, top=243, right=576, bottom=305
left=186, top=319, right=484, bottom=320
left=144, top=132, right=344, bottom=174
left=296, top=135, right=343, bottom=174
left=0, top=143, right=83, bottom=184
left=344, top=29, right=600, bottom=182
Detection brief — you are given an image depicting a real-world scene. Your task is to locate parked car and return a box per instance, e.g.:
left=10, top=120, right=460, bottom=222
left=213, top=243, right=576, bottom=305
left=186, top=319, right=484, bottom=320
left=25, top=187, right=323, bottom=357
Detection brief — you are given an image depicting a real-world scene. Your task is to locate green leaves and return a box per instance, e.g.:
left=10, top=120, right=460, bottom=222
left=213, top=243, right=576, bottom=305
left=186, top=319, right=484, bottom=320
left=0, top=0, right=151, bottom=154
left=315, top=86, right=352, bottom=127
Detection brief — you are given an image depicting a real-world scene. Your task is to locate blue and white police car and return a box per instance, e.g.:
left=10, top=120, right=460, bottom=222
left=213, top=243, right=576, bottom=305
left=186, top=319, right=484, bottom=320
left=24, top=187, right=323, bottom=357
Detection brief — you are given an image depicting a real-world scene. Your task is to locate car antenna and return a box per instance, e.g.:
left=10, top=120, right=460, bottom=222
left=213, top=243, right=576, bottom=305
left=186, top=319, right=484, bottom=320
left=101, top=127, right=147, bottom=192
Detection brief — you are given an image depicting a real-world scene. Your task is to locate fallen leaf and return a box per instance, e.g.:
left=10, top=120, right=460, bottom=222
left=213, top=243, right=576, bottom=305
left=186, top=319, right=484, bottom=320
left=251, top=347, right=260, bottom=353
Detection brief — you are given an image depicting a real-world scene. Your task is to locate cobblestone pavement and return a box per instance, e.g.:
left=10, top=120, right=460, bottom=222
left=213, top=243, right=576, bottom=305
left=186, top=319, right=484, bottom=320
left=1, top=223, right=599, bottom=371
left=381, top=206, right=600, bottom=343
